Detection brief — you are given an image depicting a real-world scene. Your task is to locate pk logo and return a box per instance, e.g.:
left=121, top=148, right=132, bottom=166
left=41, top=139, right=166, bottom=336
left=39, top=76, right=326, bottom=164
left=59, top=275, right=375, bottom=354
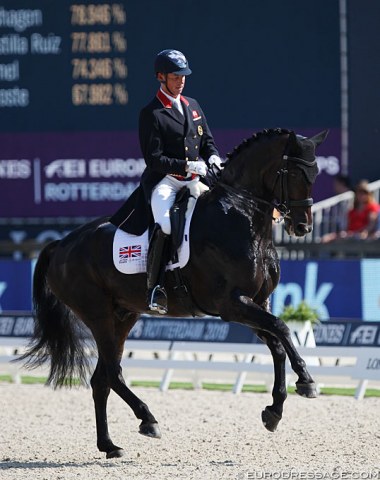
left=272, top=263, right=333, bottom=319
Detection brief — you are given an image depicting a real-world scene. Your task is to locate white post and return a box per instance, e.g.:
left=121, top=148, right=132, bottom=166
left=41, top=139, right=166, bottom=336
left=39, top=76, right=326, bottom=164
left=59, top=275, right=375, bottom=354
left=159, top=348, right=178, bottom=392
left=354, top=379, right=368, bottom=401
left=232, top=353, right=254, bottom=394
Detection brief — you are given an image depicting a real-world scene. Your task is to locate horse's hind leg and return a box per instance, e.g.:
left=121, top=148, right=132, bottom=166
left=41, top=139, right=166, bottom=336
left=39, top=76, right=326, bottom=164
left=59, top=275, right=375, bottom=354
left=256, top=332, right=287, bottom=432
left=90, top=315, right=134, bottom=458
left=91, top=315, right=161, bottom=450
left=88, top=310, right=161, bottom=458
left=91, top=356, right=124, bottom=458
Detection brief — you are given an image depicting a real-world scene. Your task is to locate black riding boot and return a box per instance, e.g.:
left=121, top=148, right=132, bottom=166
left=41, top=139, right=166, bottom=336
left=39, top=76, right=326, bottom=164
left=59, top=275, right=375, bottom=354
left=147, top=224, right=169, bottom=315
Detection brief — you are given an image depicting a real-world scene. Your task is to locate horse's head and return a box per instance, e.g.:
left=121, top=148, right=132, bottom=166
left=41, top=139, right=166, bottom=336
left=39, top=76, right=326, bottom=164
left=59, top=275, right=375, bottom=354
left=220, top=128, right=328, bottom=237
left=276, top=130, right=329, bottom=237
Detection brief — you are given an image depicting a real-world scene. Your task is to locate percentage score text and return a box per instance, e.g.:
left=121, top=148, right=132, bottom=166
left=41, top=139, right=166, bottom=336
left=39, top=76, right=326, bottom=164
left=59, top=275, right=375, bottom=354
left=111, top=31, right=127, bottom=52
left=111, top=4, right=126, bottom=24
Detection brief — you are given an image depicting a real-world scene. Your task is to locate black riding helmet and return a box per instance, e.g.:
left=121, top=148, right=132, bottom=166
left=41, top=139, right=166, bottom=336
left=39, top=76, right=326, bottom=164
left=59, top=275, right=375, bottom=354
left=154, top=49, right=192, bottom=76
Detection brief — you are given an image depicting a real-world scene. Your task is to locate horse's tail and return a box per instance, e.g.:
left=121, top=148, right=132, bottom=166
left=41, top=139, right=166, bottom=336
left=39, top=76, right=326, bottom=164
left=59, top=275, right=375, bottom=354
left=18, top=240, right=90, bottom=388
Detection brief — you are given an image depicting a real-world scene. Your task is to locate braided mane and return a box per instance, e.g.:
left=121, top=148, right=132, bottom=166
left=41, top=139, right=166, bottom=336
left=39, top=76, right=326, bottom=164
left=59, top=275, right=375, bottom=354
left=225, top=128, right=292, bottom=164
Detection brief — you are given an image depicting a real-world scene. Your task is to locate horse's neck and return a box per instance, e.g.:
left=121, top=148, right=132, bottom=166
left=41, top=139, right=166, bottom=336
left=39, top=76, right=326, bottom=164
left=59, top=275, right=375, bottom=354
left=221, top=132, right=288, bottom=195
left=221, top=151, right=268, bottom=199
left=207, top=183, right=274, bottom=239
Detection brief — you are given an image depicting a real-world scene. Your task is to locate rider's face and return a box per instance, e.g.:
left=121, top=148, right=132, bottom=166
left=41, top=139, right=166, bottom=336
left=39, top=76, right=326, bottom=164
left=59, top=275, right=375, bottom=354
left=159, top=73, right=186, bottom=97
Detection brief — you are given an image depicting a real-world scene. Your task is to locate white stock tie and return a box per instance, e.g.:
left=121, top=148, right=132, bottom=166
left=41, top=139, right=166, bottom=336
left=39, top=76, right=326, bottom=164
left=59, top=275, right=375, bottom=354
left=172, top=99, right=183, bottom=115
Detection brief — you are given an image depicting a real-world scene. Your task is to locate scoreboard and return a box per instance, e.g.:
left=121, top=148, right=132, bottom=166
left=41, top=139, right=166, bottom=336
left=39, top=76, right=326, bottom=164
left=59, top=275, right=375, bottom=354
left=0, top=2, right=130, bottom=132
left=0, top=1, right=145, bottom=218
left=0, top=0, right=341, bottom=219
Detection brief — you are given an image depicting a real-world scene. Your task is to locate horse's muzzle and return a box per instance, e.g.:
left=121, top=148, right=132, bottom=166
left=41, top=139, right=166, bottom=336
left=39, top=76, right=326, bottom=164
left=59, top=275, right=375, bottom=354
left=285, top=219, right=312, bottom=237
left=294, top=223, right=312, bottom=236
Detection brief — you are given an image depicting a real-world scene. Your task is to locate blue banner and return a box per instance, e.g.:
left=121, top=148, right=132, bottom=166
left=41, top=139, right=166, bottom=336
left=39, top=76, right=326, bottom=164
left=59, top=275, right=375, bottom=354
left=314, top=321, right=380, bottom=347
left=271, top=260, right=363, bottom=320
left=1, top=314, right=380, bottom=347
left=1, top=258, right=380, bottom=322
left=0, top=260, right=32, bottom=312
left=128, top=317, right=258, bottom=344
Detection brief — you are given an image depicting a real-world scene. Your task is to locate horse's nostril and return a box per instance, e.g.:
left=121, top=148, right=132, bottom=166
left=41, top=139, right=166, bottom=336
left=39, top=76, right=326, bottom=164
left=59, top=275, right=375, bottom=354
left=295, top=223, right=311, bottom=236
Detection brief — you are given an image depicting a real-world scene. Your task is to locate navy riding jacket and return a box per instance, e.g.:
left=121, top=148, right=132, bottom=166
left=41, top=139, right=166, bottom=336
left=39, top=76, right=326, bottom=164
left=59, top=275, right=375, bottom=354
left=110, top=90, right=219, bottom=234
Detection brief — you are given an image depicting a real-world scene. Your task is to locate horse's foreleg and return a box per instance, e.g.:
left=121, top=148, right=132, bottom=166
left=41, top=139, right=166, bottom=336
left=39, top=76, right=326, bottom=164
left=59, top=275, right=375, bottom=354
left=256, top=332, right=287, bottom=432
left=221, top=290, right=317, bottom=398
left=91, top=357, right=124, bottom=458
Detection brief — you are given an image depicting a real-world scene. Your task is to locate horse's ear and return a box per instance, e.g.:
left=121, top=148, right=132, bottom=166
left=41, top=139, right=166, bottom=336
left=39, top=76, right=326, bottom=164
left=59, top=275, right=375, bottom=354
left=288, top=131, right=303, bottom=150
left=309, top=130, right=329, bottom=147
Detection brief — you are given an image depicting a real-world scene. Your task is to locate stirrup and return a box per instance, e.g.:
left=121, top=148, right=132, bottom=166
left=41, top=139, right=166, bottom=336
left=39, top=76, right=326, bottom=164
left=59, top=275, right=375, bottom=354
left=148, top=285, right=168, bottom=315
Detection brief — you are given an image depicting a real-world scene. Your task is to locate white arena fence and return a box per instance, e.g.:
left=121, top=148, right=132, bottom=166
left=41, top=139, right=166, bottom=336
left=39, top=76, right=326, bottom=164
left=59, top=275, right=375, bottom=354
left=0, top=314, right=379, bottom=401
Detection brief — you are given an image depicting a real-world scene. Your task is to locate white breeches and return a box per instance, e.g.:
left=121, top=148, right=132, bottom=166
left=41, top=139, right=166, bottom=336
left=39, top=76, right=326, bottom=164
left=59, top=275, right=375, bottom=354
left=151, top=175, right=208, bottom=234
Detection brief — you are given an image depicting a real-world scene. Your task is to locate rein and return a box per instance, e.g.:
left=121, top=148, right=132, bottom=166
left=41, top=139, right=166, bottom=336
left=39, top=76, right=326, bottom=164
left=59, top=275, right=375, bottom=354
left=218, top=181, right=284, bottom=222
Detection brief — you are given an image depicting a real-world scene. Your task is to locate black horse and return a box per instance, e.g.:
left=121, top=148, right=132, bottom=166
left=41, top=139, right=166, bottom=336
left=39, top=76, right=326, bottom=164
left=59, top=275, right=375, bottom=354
left=20, top=128, right=328, bottom=458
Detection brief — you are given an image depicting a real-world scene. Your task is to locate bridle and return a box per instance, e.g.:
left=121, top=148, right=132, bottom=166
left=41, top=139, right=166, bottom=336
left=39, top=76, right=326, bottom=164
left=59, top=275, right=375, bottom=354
left=217, top=149, right=318, bottom=224
left=271, top=153, right=317, bottom=222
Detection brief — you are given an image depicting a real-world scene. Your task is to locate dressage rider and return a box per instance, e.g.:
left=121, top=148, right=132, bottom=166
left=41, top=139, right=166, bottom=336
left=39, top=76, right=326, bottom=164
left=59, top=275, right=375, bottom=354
left=139, top=49, right=222, bottom=314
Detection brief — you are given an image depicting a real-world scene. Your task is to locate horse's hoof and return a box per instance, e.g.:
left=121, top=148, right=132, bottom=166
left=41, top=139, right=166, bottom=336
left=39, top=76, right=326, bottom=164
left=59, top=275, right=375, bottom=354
left=139, top=422, right=162, bottom=439
left=261, top=407, right=281, bottom=432
left=295, top=382, right=318, bottom=398
left=106, top=448, right=125, bottom=459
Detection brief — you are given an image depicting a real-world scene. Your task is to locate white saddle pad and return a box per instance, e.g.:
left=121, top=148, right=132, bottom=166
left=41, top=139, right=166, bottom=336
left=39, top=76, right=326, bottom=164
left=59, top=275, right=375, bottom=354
left=113, top=198, right=196, bottom=275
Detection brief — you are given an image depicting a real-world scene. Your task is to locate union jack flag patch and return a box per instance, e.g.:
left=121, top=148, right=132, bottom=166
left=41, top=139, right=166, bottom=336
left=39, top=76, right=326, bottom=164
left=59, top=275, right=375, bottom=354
left=192, top=110, right=201, bottom=120
left=119, top=244, right=142, bottom=263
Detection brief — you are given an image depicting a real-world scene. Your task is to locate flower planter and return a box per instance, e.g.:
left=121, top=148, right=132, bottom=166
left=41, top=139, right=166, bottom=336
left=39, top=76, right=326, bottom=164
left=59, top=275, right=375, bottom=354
left=286, top=320, right=319, bottom=366
left=286, top=320, right=316, bottom=347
